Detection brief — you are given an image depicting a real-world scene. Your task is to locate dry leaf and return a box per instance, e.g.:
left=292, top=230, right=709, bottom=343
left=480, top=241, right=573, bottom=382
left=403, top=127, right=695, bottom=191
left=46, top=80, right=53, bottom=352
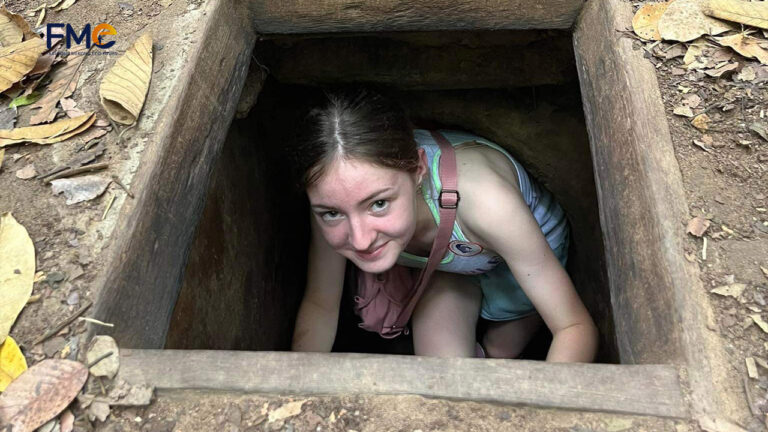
left=683, top=93, right=702, bottom=108
left=0, top=213, right=34, bottom=345
left=268, top=400, right=306, bottom=423
left=0, top=37, right=46, bottom=93
left=0, top=112, right=95, bottom=147
left=86, top=400, right=109, bottom=422
left=633, top=2, right=673, bottom=41
left=692, top=113, right=711, bottom=129
left=29, top=45, right=87, bottom=125
left=60, top=410, right=74, bottom=432
left=705, top=62, right=739, bottom=77
left=714, top=33, right=768, bottom=65
left=56, top=0, right=78, bottom=11
left=0, top=148, right=4, bottom=171
left=706, top=0, right=768, bottom=30
left=684, top=39, right=708, bottom=66
left=0, top=359, right=88, bottom=431
left=59, top=98, right=84, bottom=118
left=751, top=314, right=768, bottom=333
left=35, top=8, right=45, bottom=29
left=711, top=283, right=746, bottom=298
left=0, top=336, right=27, bottom=392
left=736, top=66, right=756, bottom=81
left=750, top=122, right=768, bottom=142
left=746, top=357, right=759, bottom=378
left=674, top=105, right=695, bottom=117
left=0, top=6, right=35, bottom=47
left=659, top=0, right=735, bottom=42
left=51, top=175, right=111, bottom=205
left=15, top=163, right=36, bottom=179
left=86, top=336, right=118, bottom=379
left=761, top=265, right=768, bottom=280
left=688, top=216, right=711, bottom=236
left=699, top=415, right=749, bottom=432
left=100, top=33, right=153, bottom=125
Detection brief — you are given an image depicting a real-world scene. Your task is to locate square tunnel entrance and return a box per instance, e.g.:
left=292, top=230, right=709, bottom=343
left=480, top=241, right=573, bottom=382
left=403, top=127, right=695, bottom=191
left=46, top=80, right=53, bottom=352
left=162, top=30, right=619, bottom=363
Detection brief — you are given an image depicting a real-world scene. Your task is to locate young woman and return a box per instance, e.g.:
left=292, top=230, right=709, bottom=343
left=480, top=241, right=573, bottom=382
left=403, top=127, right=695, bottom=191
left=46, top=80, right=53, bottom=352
left=291, top=89, right=598, bottom=361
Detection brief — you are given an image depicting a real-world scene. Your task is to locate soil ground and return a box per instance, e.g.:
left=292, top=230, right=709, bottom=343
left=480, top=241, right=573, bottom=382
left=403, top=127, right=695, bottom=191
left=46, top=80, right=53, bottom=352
left=0, top=0, right=766, bottom=430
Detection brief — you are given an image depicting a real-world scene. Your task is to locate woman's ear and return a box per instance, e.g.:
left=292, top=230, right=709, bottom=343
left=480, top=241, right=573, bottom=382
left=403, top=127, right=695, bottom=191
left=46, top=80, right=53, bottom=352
left=415, top=148, right=428, bottom=185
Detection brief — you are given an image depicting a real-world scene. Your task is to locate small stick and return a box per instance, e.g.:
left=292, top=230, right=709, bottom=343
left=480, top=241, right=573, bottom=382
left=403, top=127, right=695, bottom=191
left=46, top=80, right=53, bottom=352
left=45, top=162, right=109, bottom=182
left=33, top=300, right=92, bottom=345
left=86, top=350, right=114, bottom=368
left=117, top=123, right=136, bottom=144
left=111, top=175, right=134, bottom=198
left=702, top=236, right=708, bottom=261
left=102, top=193, right=115, bottom=220
left=78, top=317, right=114, bottom=327
left=744, top=376, right=759, bottom=416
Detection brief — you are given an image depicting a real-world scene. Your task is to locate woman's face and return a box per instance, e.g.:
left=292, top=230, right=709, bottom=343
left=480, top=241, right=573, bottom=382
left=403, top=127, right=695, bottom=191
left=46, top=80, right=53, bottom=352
left=307, top=154, right=425, bottom=273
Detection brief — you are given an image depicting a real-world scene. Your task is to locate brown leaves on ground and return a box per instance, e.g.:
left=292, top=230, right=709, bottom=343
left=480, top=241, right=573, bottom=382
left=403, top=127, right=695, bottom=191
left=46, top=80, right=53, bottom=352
left=0, top=6, right=36, bottom=46
left=705, top=0, right=768, bottom=30
left=0, top=37, right=46, bottom=93
left=714, top=33, right=768, bottom=65
left=687, top=216, right=711, bottom=236
left=0, top=113, right=95, bottom=147
left=0, top=359, right=88, bottom=432
left=29, top=45, right=88, bottom=125
left=100, top=33, right=153, bottom=124
left=659, top=0, right=735, bottom=42
left=633, top=2, right=674, bottom=41
left=0, top=213, right=34, bottom=345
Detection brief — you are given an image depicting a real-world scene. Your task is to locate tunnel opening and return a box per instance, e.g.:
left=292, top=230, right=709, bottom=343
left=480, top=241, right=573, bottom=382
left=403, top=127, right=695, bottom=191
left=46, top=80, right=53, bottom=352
left=161, top=30, right=618, bottom=362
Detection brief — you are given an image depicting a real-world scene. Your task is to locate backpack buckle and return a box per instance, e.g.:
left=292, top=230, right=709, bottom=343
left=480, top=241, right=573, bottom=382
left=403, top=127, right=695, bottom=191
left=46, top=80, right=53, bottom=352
left=438, top=189, right=460, bottom=209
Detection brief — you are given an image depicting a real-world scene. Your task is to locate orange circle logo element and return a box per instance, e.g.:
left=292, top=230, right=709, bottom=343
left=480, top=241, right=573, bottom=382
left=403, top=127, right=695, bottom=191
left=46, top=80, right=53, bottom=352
left=92, top=23, right=116, bottom=47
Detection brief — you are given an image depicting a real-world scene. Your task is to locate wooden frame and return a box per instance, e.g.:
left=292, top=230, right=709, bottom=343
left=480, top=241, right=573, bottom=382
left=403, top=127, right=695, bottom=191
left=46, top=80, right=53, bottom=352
left=88, top=0, right=722, bottom=418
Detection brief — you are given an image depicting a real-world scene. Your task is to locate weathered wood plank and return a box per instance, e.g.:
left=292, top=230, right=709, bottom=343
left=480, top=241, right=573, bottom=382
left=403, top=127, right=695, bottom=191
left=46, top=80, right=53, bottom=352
left=573, top=0, right=717, bottom=413
left=88, top=0, right=257, bottom=348
left=118, top=350, right=688, bottom=418
left=248, top=0, right=585, bottom=33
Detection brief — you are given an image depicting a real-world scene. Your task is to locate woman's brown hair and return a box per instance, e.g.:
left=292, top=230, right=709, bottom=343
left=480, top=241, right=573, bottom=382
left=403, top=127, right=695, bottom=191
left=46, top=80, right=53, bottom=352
left=294, top=88, right=420, bottom=189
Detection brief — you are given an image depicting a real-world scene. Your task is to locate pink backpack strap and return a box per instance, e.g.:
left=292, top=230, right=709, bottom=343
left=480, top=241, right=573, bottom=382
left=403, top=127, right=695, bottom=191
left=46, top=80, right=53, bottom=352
left=388, top=130, right=459, bottom=333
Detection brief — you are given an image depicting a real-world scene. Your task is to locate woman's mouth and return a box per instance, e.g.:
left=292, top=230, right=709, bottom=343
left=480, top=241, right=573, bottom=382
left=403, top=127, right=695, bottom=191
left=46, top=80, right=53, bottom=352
left=355, top=242, right=388, bottom=261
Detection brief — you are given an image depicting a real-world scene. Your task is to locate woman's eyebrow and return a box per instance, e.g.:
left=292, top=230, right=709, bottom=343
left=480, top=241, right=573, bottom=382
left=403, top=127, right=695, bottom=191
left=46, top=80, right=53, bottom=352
left=311, top=186, right=394, bottom=210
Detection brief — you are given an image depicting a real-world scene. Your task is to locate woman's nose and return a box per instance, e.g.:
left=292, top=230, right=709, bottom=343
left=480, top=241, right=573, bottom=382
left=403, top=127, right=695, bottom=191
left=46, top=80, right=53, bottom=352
left=348, top=217, right=376, bottom=251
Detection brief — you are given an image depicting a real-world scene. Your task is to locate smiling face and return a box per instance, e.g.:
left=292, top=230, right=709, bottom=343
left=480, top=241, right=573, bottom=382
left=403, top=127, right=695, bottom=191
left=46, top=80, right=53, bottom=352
left=307, top=154, right=426, bottom=273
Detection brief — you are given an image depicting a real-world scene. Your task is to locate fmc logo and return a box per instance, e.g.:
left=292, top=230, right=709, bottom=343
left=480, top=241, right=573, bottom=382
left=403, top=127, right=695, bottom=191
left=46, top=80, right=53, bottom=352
left=46, top=23, right=116, bottom=49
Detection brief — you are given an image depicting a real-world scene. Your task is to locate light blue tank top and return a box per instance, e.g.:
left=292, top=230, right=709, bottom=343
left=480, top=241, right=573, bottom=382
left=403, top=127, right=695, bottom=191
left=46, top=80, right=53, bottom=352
left=396, top=129, right=568, bottom=275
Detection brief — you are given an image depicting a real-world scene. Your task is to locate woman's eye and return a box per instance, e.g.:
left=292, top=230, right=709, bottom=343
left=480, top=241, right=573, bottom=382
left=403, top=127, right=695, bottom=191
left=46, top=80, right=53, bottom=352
left=371, top=199, right=389, bottom=212
left=321, top=211, right=342, bottom=222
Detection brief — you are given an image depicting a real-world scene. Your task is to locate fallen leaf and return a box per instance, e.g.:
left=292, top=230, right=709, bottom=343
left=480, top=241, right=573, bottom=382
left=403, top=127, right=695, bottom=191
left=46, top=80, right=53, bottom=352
left=760, top=265, right=768, bottom=280
left=749, top=122, right=768, bottom=142
left=693, top=139, right=713, bottom=152
left=704, top=62, right=739, bottom=77
left=37, top=419, right=58, bottom=432
left=659, top=0, right=735, bottom=42
left=683, top=93, right=702, bottom=108
left=15, top=163, right=36, bottom=179
left=56, top=0, right=78, bottom=11
left=755, top=357, right=768, bottom=370
left=736, top=66, right=756, bottom=81
left=684, top=38, right=708, bottom=67
left=9, top=91, right=41, bottom=109
left=633, top=2, right=673, bottom=41
left=0, top=112, right=95, bottom=147
left=0, top=213, right=34, bottom=345
left=699, top=415, right=749, bottom=432
left=86, top=336, right=118, bottom=379
left=29, top=45, right=88, bottom=125
left=59, top=98, right=84, bottom=118
left=674, top=105, right=695, bottom=117
left=50, top=175, right=110, bottom=205
left=0, top=7, right=36, bottom=47
left=662, top=43, right=688, bottom=59
left=268, top=400, right=306, bottom=423
left=714, top=33, right=768, bottom=65
left=0, top=336, right=27, bottom=392
left=692, top=113, right=711, bottom=130
left=0, top=106, right=16, bottom=129
left=711, top=283, right=746, bottom=298
left=86, top=400, right=109, bottom=422
left=751, top=314, right=768, bottom=333
left=100, top=33, right=153, bottom=125
left=746, top=357, right=759, bottom=378
left=0, top=37, right=47, bottom=93
left=35, top=8, right=45, bottom=28
left=705, top=0, right=768, bottom=30
left=59, top=410, right=73, bottom=432
left=0, top=359, right=88, bottom=430
left=0, top=148, right=4, bottom=171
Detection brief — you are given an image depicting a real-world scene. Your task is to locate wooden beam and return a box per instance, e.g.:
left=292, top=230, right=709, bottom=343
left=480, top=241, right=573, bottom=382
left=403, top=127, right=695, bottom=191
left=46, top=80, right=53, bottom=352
left=118, top=349, right=688, bottom=419
left=88, top=0, right=257, bottom=348
left=248, top=0, right=585, bottom=34
left=255, top=32, right=577, bottom=89
left=573, top=0, right=718, bottom=414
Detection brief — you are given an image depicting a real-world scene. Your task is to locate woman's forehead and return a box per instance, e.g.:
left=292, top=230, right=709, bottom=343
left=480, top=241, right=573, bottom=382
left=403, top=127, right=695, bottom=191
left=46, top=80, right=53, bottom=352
left=308, top=159, right=409, bottom=204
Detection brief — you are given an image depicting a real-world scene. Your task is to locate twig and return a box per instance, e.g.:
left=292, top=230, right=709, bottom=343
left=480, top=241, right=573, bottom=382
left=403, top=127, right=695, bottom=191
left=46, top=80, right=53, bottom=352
left=33, top=300, right=92, bottom=345
left=45, top=162, right=109, bottom=182
left=77, top=317, right=114, bottom=328
left=111, top=175, right=134, bottom=198
left=86, top=350, right=114, bottom=368
left=117, top=123, right=136, bottom=144
left=102, top=193, right=115, bottom=220
left=702, top=236, right=708, bottom=261
left=744, top=376, right=759, bottom=416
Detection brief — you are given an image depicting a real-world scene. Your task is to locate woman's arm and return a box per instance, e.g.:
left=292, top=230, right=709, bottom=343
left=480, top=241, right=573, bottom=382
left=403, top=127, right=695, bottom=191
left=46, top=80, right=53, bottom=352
left=291, top=217, right=347, bottom=352
left=461, top=171, right=598, bottom=363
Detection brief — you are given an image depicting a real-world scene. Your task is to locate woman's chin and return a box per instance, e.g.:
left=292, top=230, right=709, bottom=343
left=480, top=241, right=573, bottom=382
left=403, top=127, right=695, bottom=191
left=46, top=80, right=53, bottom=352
left=350, top=253, right=397, bottom=274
